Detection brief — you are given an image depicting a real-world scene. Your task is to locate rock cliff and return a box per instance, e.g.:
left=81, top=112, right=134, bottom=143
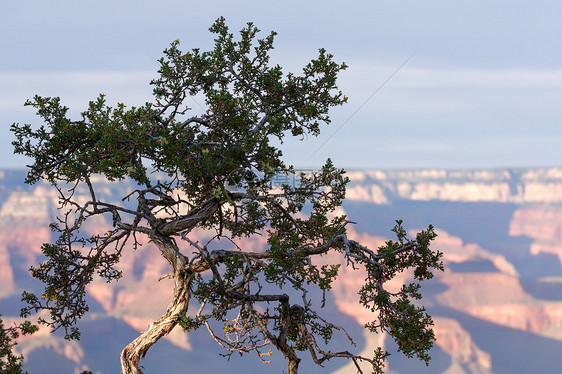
left=3, top=168, right=562, bottom=373
left=346, top=167, right=562, bottom=203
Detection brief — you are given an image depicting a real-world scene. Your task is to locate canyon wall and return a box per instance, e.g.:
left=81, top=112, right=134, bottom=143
left=2, top=168, right=562, bottom=373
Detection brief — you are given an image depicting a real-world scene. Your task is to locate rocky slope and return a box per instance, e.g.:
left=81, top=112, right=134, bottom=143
left=346, top=167, right=562, bottom=203
left=2, top=168, right=562, bottom=373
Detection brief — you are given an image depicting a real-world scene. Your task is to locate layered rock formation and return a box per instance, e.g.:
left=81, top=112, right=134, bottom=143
left=3, top=167, right=562, bottom=373
left=346, top=167, right=562, bottom=203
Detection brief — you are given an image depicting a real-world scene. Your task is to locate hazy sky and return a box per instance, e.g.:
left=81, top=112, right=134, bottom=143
left=2, top=0, right=562, bottom=170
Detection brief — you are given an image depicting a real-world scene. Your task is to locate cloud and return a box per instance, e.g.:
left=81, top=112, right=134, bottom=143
left=338, top=62, right=562, bottom=115
left=2, top=66, right=562, bottom=169
left=4, top=65, right=561, bottom=117
left=0, top=71, right=156, bottom=115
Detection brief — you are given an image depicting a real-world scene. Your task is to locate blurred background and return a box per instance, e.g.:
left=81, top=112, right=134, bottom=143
left=3, top=2, right=562, bottom=373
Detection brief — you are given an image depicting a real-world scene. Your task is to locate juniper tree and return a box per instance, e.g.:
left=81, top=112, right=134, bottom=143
left=11, top=18, right=442, bottom=374
left=0, top=316, right=37, bottom=374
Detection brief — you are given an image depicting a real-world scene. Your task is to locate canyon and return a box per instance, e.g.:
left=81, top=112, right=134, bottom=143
left=2, top=167, right=562, bottom=373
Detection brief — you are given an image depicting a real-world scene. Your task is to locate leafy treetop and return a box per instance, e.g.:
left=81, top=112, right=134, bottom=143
left=11, top=17, right=442, bottom=374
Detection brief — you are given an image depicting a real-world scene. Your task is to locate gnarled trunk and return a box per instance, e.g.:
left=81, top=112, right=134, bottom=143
left=287, top=358, right=300, bottom=374
left=120, top=249, right=191, bottom=374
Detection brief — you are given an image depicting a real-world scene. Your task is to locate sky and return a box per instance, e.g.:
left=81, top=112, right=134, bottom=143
left=2, top=0, right=562, bottom=170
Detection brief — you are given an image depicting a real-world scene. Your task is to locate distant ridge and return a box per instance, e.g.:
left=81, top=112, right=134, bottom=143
left=2, top=166, right=562, bottom=373
left=345, top=167, right=562, bottom=203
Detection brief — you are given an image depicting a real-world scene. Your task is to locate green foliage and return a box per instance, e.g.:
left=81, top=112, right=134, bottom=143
left=11, top=17, right=443, bottom=374
left=0, top=316, right=38, bottom=374
left=361, top=222, right=442, bottom=365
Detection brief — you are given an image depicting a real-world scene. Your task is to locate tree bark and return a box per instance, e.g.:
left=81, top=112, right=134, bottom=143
left=158, top=199, right=220, bottom=236
left=287, top=358, right=300, bottom=374
left=120, top=251, right=191, bottom=374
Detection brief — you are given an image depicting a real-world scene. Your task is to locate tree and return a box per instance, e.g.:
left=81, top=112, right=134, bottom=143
left=11, top=18, right=442, bottom=374
left=0, top=316, right=37, bottom=374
